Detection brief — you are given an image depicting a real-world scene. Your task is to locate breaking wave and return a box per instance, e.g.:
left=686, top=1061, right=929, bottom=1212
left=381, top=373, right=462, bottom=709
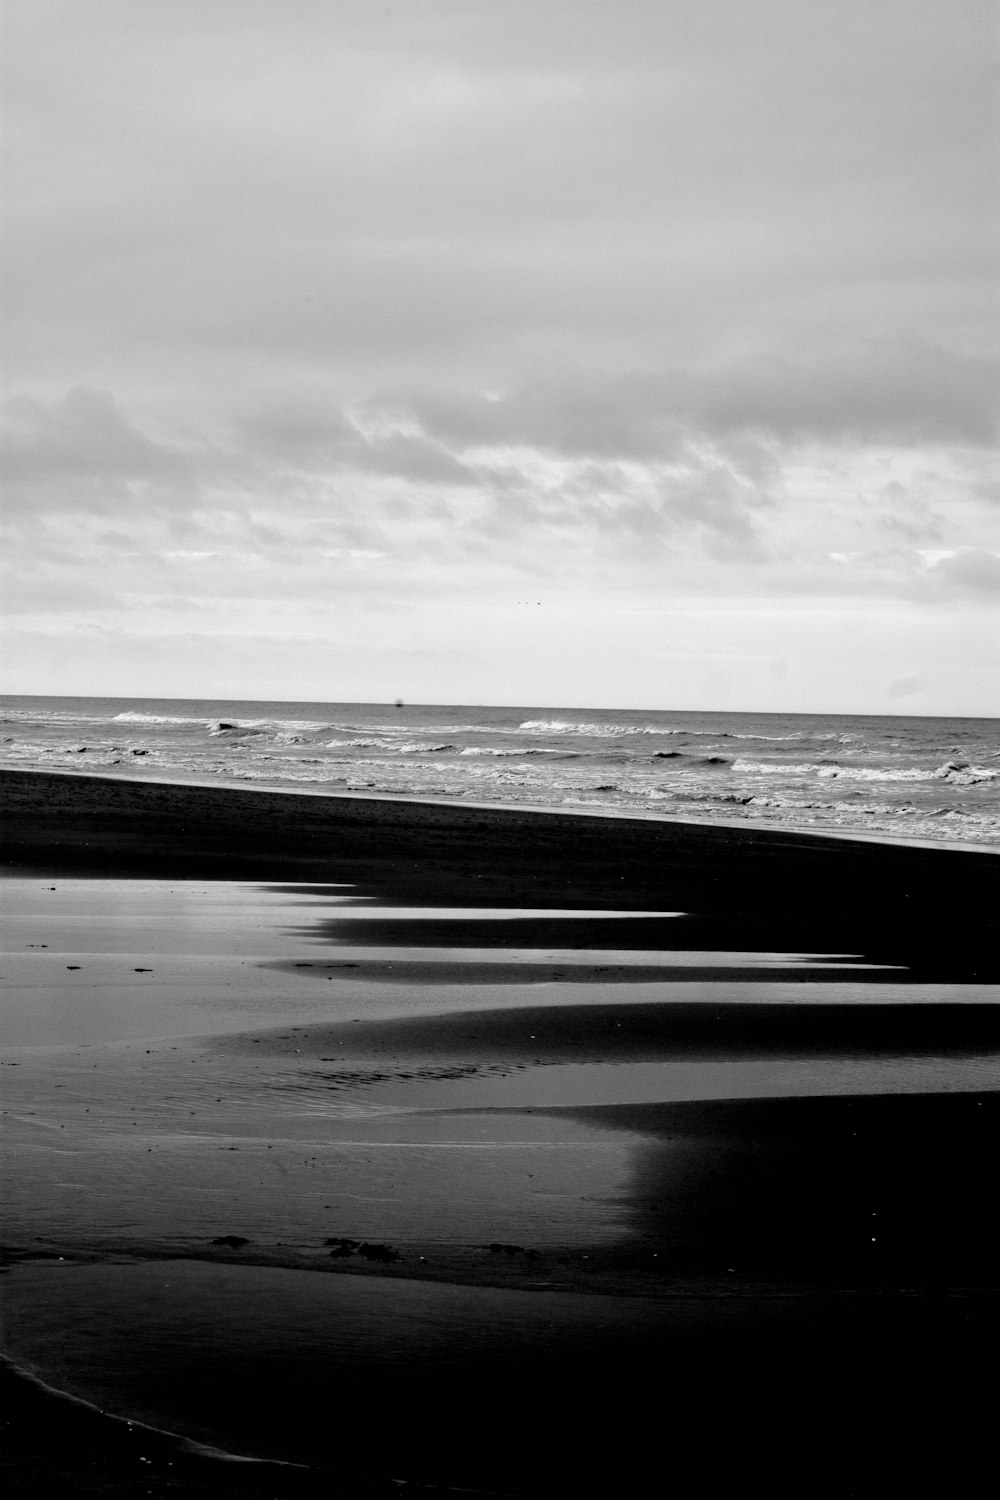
left=325, top=737, right=456, bottom=754
left=733, top=758, right=999, bottom=786
left=113, top=712, right=205, bottom=726
left=729, top=731, right=856, bottom=743
left=518, top=720, right=858, bottom=743
left=517, top=719, right=675, bottom=737
left=460, top=746, right=571, bottom=758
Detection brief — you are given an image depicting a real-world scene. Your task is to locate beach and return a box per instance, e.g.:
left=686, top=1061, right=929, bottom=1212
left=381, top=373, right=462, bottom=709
left=6, top=0, right=998, bottom=1487
left=2, top=767, right=999, bottom=1496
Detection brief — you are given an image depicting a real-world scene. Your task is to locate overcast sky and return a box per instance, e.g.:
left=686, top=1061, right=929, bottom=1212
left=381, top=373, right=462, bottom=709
left=2, top=0, right=997, bottom=712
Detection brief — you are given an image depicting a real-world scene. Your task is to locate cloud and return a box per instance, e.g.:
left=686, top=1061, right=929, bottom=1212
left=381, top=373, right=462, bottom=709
left=3, top=385, right=775, bottom=565
left=0, top=388, right=222, bottom=513
left=239, top=401, right=478, bottom=487
left=2, top=388, right=189, bottom=482
left=376, top=342, right=998, bottom=459
left=682, top=344, right=998, bottom=447
left=6, top=381, right=995, bottom=621
left=0, top=572, right=124, bottom=615
left=886, top=675, right=924, bottom=699
left=1, top=388, right=481, bottom=534
left=4, top=4, right=993, bottom=411
left=925, top=548, right=1000, bottom=598
left=2, top=6, right=996, bottom=707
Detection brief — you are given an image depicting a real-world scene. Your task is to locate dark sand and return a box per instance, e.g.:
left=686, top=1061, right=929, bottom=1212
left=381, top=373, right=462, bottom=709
left=1, top=768, right=998, bottom=1496
left=3, top=767, right=998, bottom=971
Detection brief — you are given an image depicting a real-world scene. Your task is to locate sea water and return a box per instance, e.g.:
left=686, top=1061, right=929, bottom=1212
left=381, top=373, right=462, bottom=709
left=2, top=694, right=998, bottom=844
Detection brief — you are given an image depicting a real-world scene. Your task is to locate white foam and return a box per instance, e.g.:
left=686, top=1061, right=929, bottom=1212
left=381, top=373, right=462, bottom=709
left=112, top=712, right=204, bottom=725
left=729, top=731, right=854, bottom=742
left=730, top=758, right=984, bottom=783
left=460, top=746, right=568, bottom=757
left=517, top=719, right=673, bottom=737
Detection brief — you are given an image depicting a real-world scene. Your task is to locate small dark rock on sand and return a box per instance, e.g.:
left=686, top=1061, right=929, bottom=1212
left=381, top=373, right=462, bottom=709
left=325, top=1238, right=401, bottom=1263
left=325, top=1237, right=359, bottom=1258
left=357, top=1242, right=401, bottom=1263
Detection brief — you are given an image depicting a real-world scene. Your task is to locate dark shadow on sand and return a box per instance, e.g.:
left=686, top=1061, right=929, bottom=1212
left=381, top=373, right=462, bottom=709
left=265, top=896, right=999, bottom=984
left=554, top=1091, right=1000, bottom=1286
left=228, top=998, right=1000, bottom=1060
left=271, top=907, right=874, bottom=954
left=271, top=956, right=915, bottom=985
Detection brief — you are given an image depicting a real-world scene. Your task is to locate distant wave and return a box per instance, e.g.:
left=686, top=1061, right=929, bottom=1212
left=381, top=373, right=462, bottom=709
left=733, top=758, right=999, bottom=786
left=515, top=719, right=855, bottom=744
left=325, top=721, right=491, bottom=737
left=930, top=761, right=1000, bottom=786
left=518, top=719, right=685, bottom=737
left=653, top=752, right=728, bottom=765
left=113, top=712, right=205, bottom=726
left=325, top=737, right=456, bottom=753
left=211, top=717, right=329, bottom=733
left=114, top=712, right=328, bottom=735
left=729, top=731, right=855, bottom=743
left=208, top=722, right=268, bottom=738
left=1, top=711, right=118, bottom=725
left=460, top=746, right=571, bottom=758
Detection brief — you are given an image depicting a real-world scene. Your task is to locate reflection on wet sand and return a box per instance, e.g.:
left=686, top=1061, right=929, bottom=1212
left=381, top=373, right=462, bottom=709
left=5, top=880, right=998, bottom=1283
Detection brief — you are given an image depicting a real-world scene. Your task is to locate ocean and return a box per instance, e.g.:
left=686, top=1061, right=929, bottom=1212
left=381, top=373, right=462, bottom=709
left=2, top=694, right=998, bottom=846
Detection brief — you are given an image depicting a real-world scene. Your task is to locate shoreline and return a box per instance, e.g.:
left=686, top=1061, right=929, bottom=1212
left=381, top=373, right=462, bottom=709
left=4, top=1249, right=997, bottom=1497
left=0, top=1354, right=399, bottom=1499
left=3, top=766, right=997, bottom=975
left=4, top=760, right=995, bottom=855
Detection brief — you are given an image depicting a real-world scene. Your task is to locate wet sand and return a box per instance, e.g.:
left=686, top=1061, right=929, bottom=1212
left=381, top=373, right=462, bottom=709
left=3, top=767, right=998, bottom=970
left=1, top=768, right=998, bottom=1495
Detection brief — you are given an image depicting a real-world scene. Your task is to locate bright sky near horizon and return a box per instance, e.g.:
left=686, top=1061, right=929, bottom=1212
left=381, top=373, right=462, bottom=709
left=1, top=1, right=997, bottom=714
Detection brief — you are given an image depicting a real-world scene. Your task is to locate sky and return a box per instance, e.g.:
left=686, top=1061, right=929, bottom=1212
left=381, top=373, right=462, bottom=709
left=1, top=0, right=997, bottom=714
